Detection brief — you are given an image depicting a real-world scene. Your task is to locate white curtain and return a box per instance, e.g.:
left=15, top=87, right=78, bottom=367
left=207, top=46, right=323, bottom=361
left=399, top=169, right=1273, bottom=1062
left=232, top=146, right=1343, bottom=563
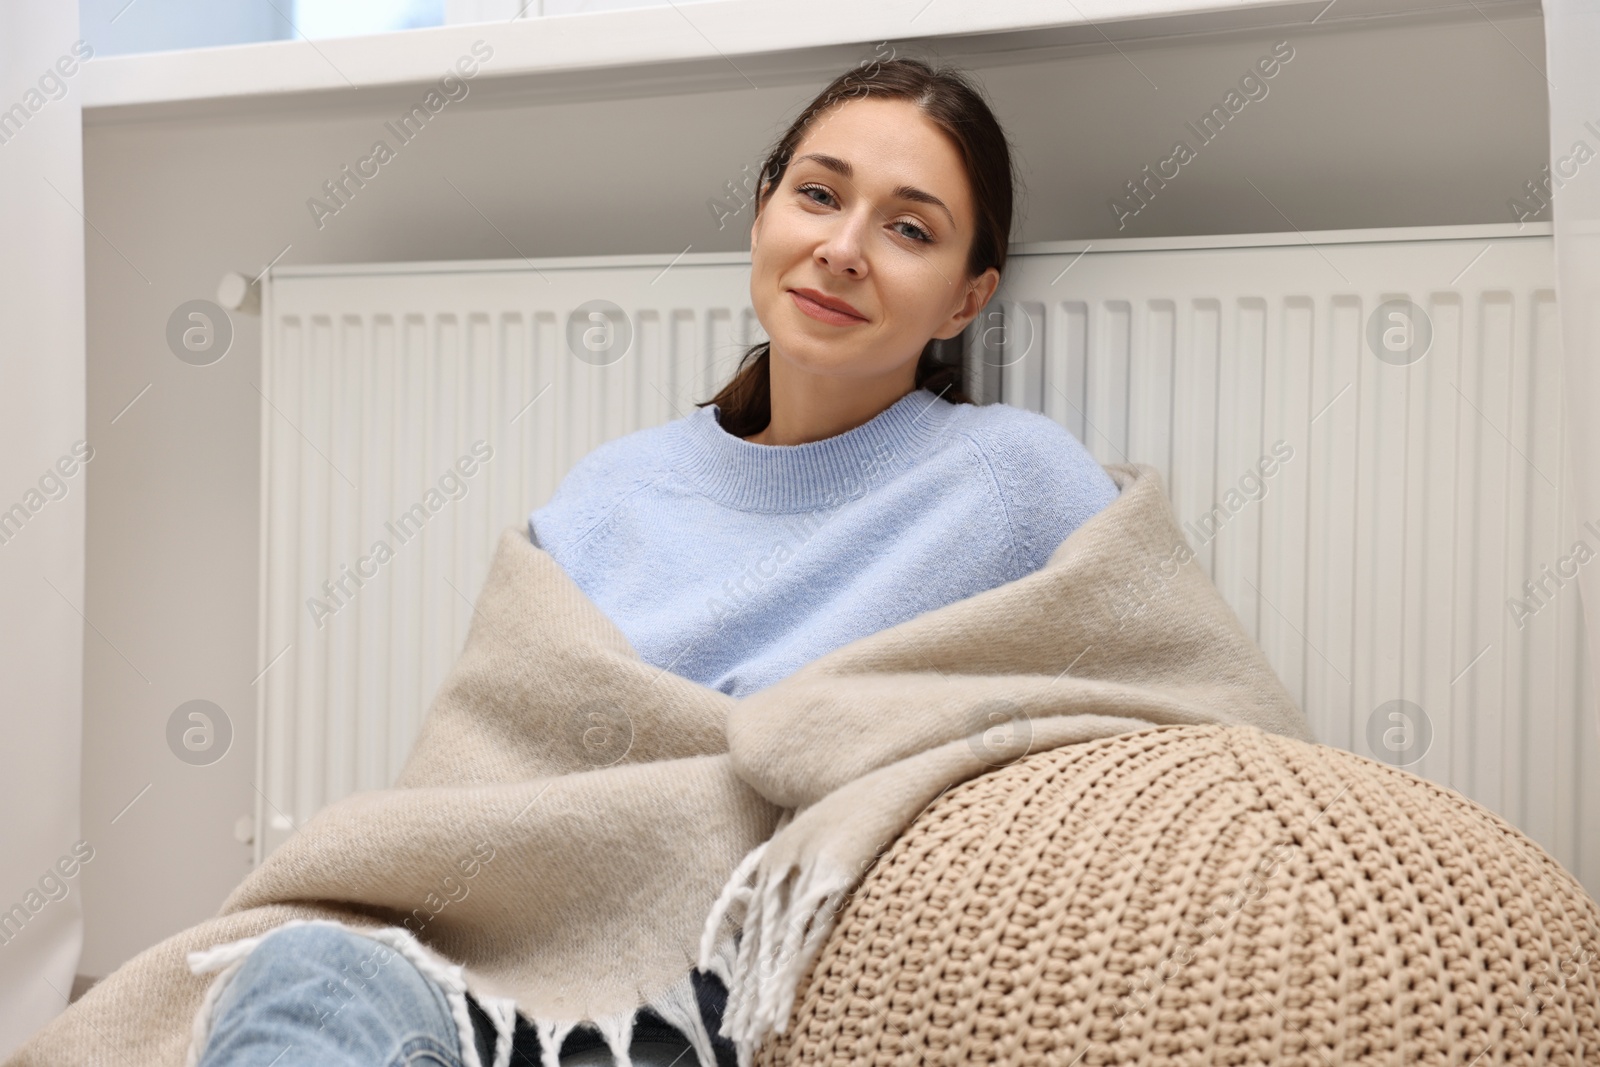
left=0, top=0, right=88, bottom=1055
left=1543, top=0, right=1600, bottom=756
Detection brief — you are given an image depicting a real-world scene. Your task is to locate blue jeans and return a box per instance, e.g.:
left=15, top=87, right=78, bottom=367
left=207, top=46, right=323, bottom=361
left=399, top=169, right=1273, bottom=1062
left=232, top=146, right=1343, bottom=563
left=194, top=923, right=702, bottom=1067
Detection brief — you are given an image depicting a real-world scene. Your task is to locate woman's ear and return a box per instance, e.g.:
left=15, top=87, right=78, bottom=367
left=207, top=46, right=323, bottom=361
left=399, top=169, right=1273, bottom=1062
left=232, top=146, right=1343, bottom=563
left=933, top=267, right=1001, bottom=340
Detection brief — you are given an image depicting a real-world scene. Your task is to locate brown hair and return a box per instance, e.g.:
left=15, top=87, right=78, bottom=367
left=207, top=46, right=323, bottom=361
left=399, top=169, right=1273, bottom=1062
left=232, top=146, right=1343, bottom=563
left=701, top=56, right=1017, bottom=439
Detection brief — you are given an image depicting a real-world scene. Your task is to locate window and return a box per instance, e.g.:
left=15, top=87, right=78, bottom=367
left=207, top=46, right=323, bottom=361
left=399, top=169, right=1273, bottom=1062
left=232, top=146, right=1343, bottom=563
left=79, top=0, right=695, bottom=57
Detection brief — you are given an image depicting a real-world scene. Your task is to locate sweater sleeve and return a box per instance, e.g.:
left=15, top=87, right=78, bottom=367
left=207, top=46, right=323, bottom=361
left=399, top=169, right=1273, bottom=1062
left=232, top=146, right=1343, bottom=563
left=968, top=409, right=1121, bottom=577
left=527, top=434, right=654, bottom=563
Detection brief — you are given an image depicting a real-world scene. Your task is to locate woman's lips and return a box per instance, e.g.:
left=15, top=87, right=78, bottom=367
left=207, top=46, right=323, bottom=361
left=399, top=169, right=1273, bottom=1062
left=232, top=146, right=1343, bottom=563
left=789, top=289, right=867, bottom=326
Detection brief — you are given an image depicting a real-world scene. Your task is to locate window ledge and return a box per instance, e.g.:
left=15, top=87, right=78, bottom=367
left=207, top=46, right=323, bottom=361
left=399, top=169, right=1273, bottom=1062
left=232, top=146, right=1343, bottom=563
left=80, top=0, right=1538, bottom=123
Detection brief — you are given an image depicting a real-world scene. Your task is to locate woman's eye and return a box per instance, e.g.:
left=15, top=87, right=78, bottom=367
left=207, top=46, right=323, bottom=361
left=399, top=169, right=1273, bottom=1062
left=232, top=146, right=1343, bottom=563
left=894, top=220, right=933, bottom=244
left=796, top=183, right=835, bottom=207
left=796, top=183, right=933, bottom=244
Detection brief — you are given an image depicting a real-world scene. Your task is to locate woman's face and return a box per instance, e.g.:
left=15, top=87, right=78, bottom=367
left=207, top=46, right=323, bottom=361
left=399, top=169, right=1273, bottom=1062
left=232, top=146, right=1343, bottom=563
left=748, top=96, right=999, bottom=389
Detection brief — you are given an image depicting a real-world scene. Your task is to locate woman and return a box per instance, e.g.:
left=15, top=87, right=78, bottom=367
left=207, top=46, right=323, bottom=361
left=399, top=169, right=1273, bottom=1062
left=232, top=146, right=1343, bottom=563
left=195, top=56, right=1118, bottom=1067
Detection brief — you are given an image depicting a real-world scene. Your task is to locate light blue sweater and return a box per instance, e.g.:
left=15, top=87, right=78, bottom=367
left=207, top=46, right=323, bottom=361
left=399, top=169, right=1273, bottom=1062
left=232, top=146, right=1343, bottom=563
left=527, top=387, right=1120, bottom=699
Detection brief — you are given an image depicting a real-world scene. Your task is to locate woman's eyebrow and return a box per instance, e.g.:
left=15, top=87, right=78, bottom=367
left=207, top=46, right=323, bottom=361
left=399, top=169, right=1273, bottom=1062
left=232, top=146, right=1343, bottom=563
left=792, top=152, right=956, bottom=229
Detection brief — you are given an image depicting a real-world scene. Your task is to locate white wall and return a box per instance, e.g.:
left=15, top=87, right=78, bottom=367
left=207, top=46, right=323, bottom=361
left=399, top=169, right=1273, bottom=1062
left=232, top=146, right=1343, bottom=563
left=0, top=2, right=89, bottom=1055
left=1544, top=0, right=1600, bottom=802
left=76, top=7, right=1551, bottom=980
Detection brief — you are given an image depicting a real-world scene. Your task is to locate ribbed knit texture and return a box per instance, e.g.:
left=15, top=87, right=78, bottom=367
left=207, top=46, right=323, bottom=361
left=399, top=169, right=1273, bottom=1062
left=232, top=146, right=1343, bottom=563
left=528, top=387, right=1120, bottom=698
left=759, top=723, right=1600, bottom=1067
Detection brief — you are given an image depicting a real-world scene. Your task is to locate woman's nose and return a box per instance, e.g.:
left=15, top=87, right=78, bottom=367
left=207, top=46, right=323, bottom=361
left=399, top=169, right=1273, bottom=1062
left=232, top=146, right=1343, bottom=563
left=815, top=209, right=870, bottom=274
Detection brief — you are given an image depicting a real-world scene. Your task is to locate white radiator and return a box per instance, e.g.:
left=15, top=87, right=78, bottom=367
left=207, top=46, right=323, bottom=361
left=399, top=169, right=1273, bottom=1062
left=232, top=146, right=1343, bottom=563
left=258, top=224, right=1598, bottom=894
left=256, top=253, right=764, bottom=857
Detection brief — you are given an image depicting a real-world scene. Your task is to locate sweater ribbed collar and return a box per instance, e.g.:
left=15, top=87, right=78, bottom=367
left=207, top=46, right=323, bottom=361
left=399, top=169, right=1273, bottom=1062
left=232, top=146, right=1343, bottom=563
left=666, top=387, right=960, bottom=513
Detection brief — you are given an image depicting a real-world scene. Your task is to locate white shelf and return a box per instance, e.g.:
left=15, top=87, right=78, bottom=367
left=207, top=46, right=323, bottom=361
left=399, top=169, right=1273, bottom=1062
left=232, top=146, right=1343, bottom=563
left=80, top=0, right=1537, bottom=119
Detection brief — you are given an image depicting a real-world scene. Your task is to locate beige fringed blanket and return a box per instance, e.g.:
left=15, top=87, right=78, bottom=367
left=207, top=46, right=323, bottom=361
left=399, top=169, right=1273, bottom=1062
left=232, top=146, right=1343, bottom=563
left=6, top=463, right=1312, bottom=1067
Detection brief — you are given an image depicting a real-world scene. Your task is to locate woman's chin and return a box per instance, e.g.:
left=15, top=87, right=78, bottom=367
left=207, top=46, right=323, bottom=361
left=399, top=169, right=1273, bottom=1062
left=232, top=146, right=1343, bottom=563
left=765, top=342, right=865, bottom=374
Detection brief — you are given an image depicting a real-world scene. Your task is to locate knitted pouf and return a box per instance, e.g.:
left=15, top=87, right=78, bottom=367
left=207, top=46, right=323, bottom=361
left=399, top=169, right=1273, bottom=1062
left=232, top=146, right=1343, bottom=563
left=758, top=723, right=1600, bottom=1066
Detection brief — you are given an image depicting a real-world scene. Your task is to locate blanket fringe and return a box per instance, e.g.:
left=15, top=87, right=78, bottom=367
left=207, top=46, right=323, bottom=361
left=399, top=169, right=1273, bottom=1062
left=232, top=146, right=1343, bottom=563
left=529, top=1014, right=580, bottom=1067
left=184, top=916, right=740, bottom=1067
left=699, top=845, right=852, bottom=1067
left=183, top=918, right=518, bottom=1067
left=636, top=959, right=722, bottom=1067
left=592, top=1007, right=635, bottom=1067
left=513, top=954, right=736, bottom=1067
